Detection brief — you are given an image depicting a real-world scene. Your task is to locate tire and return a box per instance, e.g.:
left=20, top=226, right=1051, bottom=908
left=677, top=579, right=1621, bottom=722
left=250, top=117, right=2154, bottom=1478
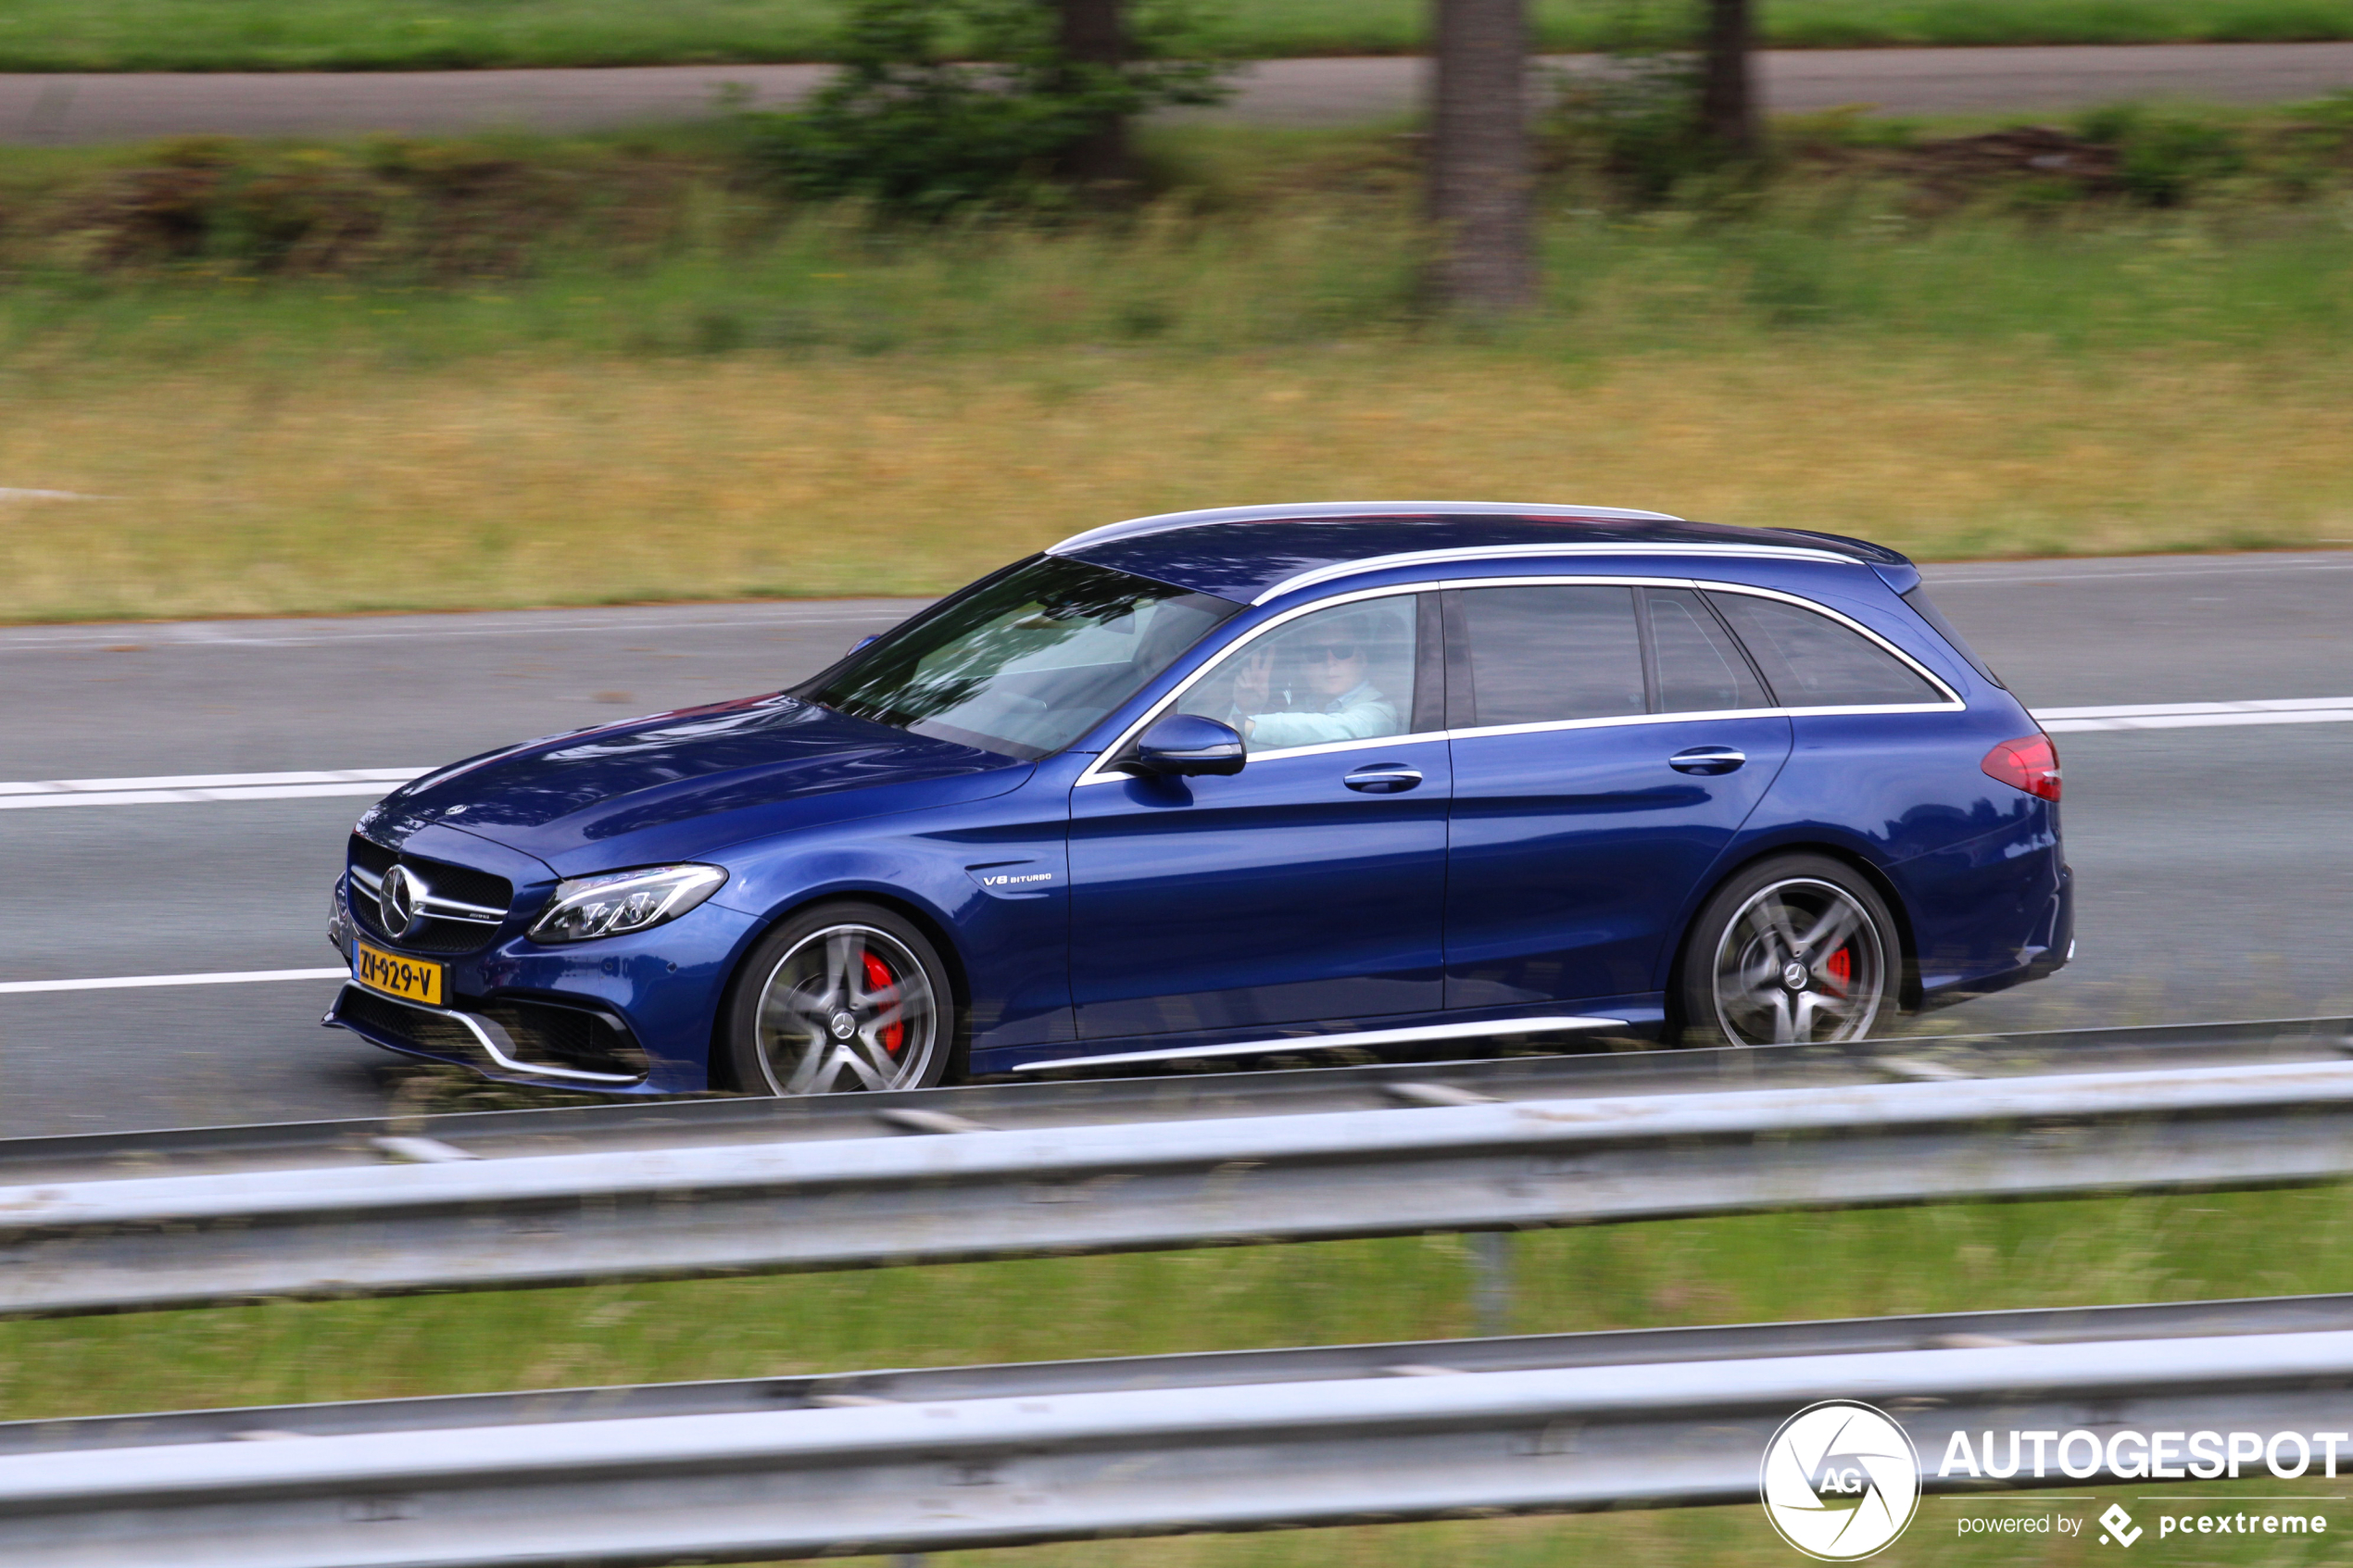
left=721, top=902, right=959, bottom=1096
left=1673, top=854, right=1899, bottom=1048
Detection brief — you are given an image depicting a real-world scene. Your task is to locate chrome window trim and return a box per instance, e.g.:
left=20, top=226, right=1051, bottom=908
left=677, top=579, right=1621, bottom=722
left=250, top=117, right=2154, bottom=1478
left=1045, top=499, right=1684, bottom=556
left=1443, top=703, right=1957, bottom=746
left=1253, top=543, right=1856, bottom=606
left=1073, top=573, right=1961, bottom=787
left=1433, top=574, right=1963, bottom=709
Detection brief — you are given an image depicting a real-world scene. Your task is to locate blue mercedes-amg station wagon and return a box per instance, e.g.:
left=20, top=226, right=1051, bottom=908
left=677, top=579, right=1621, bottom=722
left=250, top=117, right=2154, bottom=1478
left=325, top=503, right=2071, bottom=1095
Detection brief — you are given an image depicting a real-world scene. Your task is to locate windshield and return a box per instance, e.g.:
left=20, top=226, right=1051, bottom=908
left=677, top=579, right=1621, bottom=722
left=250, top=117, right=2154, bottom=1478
left=801, top=556, right=1243, bottom=759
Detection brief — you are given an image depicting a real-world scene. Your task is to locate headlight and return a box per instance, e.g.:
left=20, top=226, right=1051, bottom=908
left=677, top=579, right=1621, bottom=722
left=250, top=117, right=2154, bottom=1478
left=527, top=864, right=727, bottom=944
left=327, top=875, right=353, bottom=954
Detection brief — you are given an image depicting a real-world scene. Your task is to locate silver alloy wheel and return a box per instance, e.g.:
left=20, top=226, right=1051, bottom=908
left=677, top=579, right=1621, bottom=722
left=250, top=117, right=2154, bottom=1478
left=1709, top=877, right=1887, bottom=1047
left=750, top=923, right=938, bottom=1095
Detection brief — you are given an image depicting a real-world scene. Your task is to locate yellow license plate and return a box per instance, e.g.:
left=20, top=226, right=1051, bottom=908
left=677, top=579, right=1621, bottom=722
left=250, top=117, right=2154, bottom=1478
left=354, top=942, right=444, bottom=1006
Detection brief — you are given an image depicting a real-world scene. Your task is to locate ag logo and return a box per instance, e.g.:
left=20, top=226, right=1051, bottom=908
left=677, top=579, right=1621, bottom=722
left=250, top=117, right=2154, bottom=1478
left=1759, top=1399, right=1921, bottom=1560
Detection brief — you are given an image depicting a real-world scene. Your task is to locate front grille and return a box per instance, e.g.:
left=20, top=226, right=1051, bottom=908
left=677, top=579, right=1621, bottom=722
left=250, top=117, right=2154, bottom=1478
left=336, top=986, right=482, bottom=1062
left=405, top=855, right=512, bottom=912
left=348, top=834, right=396, bottom=879
left=346, top=834, right=516, bottom=956
left=349, top=898, right=506, bottom=956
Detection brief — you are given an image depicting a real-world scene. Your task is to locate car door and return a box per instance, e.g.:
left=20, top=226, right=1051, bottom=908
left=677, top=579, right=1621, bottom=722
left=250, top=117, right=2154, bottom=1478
left=1067, top=592, right=1453, bottom=1041
left=1442, top=581, right=1793, bottom=1010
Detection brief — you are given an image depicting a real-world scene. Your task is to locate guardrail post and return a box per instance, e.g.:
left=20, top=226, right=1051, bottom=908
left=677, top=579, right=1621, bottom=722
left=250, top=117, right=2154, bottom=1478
left=1469, top=1229, right=1513, bottom=1336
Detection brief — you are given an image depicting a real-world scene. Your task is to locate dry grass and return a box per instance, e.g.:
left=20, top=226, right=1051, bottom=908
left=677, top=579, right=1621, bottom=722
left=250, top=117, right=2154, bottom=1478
left=5, top=344, right=2349, bottom=623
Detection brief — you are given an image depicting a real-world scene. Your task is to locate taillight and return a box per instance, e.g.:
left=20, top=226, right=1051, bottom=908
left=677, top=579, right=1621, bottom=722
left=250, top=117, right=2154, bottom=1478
left=1982, top=733, right=2061, bottom=801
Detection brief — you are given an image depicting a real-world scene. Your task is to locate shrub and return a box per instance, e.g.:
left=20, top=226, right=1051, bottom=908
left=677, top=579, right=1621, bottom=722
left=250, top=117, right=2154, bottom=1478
left=2076, top=104, right=2247, bottom=206
left=1548, top=52, right=1712, bottom=206
left=740, top=0, right=1231, bottom=218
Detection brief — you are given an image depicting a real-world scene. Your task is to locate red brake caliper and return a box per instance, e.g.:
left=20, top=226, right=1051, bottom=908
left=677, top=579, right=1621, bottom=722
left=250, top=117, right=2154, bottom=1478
left=1823, top=947, right=1854, bottom=993
left=861, top=949, right=904, bottom=1055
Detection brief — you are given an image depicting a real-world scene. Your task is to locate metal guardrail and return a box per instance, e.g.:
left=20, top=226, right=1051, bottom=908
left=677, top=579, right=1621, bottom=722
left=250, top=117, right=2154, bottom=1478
left=0, top=1017, right=2346, bottom=1319
left=7, top=1015, right=2338, bottom=1182
left=6, top=1293, right=2352, bottom=1565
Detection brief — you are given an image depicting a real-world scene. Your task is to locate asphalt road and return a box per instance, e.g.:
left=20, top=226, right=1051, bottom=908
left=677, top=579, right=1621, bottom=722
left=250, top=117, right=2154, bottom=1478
left=1, top=551, right=2347, bottom=1136
left=6, top=43, right=2353, bottom=144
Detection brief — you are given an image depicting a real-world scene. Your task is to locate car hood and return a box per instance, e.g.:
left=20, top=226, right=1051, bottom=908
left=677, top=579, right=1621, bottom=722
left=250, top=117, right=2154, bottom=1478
left=361, top=693, right=1027, bottom=867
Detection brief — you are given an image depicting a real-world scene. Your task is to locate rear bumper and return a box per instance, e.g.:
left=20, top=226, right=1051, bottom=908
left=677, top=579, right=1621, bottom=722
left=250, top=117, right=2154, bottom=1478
left=1918, top=862, right=2074, bottom=1010
left=2021, top=862, right=2077, bottom=983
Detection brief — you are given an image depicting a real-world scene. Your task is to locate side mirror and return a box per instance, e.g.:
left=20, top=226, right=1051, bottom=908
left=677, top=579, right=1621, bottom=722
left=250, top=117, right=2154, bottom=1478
left=846, top=633, right=880, bottom=657
left=1129, top=714, right=1246, bottom=777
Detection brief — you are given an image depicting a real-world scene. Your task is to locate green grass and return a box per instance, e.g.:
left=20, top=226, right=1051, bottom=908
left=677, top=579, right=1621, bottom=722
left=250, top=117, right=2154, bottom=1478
left=10, top=0, right=2353, bottom=71
left=6, top=1185, right=2353, bottom=1564
left=6, top=116, right=2353, bottom=359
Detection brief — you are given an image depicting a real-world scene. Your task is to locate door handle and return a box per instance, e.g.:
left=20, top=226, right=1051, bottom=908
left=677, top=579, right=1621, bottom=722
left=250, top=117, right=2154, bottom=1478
left=1668, top=746, right=1746, bottom=775
left=1343, top=764, right=1423, bottom=794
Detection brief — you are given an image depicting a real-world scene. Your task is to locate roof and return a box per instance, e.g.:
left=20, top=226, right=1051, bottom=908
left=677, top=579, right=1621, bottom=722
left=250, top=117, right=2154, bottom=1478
left=1046, top=502, right=1906, bottom=604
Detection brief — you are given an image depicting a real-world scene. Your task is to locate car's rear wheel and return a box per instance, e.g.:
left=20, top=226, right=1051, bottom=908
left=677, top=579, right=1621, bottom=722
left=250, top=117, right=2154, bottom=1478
left=1674, top=855, right=1897, bottom=1047
left=722, top=902, right=956, bottom=1095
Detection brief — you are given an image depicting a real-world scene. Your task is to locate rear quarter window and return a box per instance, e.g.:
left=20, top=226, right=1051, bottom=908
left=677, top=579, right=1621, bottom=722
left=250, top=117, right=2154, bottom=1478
left=1706, top=592, right=1946, bottom=709
left=1900, top=584, right=2006, bottom=688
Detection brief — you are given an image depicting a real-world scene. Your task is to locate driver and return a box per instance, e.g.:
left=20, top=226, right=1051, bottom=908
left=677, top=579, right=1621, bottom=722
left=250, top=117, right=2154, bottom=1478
left=1227, top=615, right=1399, bottom=749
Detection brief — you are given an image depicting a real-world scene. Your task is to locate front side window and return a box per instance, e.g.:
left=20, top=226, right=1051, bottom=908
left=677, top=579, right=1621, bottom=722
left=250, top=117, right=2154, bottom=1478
left=1175, top=596, right=1418, bottom=753
left=1706, top=592, right=1944, bottom=708
left=804, top=556, right=1240, bottom=759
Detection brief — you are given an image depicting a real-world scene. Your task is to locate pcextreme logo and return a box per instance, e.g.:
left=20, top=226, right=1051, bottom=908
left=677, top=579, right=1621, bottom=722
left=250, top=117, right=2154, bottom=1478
left=1759, top=1400, right=1923, bottom=1561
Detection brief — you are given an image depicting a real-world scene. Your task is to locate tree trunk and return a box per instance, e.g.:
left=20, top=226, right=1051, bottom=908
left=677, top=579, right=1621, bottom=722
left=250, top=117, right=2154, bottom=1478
left=1428, top=0, right=1534, bottom=313
left=1058, top=0, right=1130, bottom=190
left=1698, top=0, right=1757, bottom=157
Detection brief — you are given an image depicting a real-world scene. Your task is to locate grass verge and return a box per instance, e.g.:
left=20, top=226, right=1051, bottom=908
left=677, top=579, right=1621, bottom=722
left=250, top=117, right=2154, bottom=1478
left=0, top=115, right=2347, bottom=622
left=5, top=1184, right=2352, bottom=1562
left=4, top=340, right=2349, bottom=622
left=12, top=0, right=2353, bottom=70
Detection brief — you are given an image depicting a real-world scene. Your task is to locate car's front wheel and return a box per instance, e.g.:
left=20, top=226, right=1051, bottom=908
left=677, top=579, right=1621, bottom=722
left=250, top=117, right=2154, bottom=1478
left=721, top=902, right=956, bottom=1095
left=1674, top=854, right=1898, bottom=1047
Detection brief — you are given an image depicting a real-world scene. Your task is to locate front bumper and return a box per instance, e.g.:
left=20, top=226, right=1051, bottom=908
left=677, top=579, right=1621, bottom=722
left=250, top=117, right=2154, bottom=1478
left=326, top=984, right=652, bottom=1086
left=325, top=879, right=763, bottom=1094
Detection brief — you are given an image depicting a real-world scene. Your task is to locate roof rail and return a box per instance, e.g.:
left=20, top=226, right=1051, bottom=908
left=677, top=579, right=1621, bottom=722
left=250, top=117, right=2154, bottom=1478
left=1046, top=500, right=1685, bottom=557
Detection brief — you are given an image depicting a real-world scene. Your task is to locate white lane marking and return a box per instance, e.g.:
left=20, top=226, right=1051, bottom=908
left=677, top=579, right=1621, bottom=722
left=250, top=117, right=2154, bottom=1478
left=0, top=767, right=426, bottom=795
left=0, top=767, right=427, bottom=810
left=0, top=607, right=912, bottom=652
left=0, top=968, right=347, bottom=995
left=2036, top=696, right=2353, bottom=733
left=4, top=694, right=2350, bottom=811
left=1926, top=557, right=2353, bottom=586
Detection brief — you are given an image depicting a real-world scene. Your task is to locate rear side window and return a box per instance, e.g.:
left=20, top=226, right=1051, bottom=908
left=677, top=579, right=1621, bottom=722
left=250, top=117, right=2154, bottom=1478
left=1901, top=584, right=2006, bottom=688
left=1707, top=592, right=1945, bottom=709
left=1642, top=587, right=1770, bottom=713
left=1458, top=584, right=1645, bottom=726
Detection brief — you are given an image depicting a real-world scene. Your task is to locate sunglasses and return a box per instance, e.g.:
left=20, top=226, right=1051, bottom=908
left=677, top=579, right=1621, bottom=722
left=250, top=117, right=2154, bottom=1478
left=1296, top=642, right=1362, bottom=662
